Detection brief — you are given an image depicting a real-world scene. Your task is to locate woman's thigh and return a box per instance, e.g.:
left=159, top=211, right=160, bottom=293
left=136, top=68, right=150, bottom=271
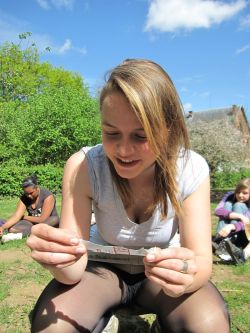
left=43, top=216, right=60, bottom=227
left=31, top=263, right=123, bottom=333
left=9, top=219, right=33, bottom=236
left=134, top=280, right=230, bottom=333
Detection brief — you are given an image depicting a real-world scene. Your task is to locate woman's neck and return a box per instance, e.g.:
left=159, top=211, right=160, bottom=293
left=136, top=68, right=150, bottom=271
left=128, top=163, right=155, bottom=190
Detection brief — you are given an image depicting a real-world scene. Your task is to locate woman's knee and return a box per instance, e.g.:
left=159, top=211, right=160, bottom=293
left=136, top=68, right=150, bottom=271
left=31, top=268, right=122, bottom=333
left=159, top=282, right=230, bottom=333
left=216, top=219, right=229, bottom=233
left=44, top=216, right=60, bottom=227
left=9, top=220, right=32, bottom=236
left=31, top=280, right=92, bottom=333
left=232, top=202, right=247, bottom=214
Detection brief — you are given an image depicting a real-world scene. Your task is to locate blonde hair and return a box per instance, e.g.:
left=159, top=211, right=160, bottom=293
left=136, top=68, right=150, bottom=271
left=100, top=59, right=190, bottom=218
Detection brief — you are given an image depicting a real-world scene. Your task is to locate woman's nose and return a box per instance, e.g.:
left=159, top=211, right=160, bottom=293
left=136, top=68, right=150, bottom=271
left=116, top=138, right=134, bottom=156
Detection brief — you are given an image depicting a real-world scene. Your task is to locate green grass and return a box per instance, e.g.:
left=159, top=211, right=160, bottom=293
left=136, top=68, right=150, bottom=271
left=0, top=239, right=52, bottom=332
left=0, top=195, right=62, bottom=220
left=0, top=197, right=249, bottom=332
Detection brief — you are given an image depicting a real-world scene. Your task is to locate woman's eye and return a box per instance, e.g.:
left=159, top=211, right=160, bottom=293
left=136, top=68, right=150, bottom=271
left=135, top=134, right=147, bottom=141
left=105, top=132, right=120, bottom=137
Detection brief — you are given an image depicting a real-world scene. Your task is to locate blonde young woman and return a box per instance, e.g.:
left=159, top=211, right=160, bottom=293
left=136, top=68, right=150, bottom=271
left=27, top=59, right=230, bottom=333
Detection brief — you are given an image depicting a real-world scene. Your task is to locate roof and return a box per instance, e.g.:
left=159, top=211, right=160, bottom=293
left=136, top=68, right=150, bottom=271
left=185, top=105, right=249, bottom=127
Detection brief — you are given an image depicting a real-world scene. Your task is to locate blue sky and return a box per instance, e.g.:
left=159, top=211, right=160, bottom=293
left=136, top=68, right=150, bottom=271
left=0, top=0, right=250, bottom=120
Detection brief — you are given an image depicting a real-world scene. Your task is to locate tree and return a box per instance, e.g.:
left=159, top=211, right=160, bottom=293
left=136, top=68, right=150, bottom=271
left=188, top=119, right=248, bottom=174
left=23, top=86, right=100, bottom=166
left=0, top=33, right=100, bottom=166
left=0, top=33, right=40, bottom=103
left=0, top=32, right=86, bottom=104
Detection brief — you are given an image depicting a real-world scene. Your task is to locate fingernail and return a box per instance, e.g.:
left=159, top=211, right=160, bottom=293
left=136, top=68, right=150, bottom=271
left=70, top=238, right=79, bottom=245
left=75, top=247, right=85, bottom=254
left=146, top=254, right=156, bottom=261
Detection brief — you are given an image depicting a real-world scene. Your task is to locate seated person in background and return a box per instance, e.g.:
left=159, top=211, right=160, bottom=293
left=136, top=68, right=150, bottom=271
left=213, top=178, right=250, bottom=263
left=0, top=175, right=59, bottom=242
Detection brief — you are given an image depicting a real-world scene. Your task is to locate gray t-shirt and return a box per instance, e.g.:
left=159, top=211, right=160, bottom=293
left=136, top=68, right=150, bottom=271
left=21, top=187, right=58, bottom=217
left=82, top=144, right=209, bottom=273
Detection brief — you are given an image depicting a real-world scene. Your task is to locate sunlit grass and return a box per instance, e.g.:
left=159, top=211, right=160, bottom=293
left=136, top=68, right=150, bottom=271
left=0, top=197, right=249, bottom=332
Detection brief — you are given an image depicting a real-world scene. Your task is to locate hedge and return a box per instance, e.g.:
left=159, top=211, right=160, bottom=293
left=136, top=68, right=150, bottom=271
left=0, top=164, right=63, bottom=197
left=0, top=164, right=249, bottom=199
left=211, top=169, right=250, bottom=190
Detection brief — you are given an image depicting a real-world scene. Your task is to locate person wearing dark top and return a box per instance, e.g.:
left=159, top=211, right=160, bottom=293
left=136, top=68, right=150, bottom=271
left=0, top=175, right=59, bottom=241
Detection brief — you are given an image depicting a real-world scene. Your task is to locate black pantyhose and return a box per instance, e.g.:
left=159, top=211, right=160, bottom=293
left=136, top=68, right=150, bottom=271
left=135, top=279, right=230, bottom=333
left=31, top=263, right=230, bottom=333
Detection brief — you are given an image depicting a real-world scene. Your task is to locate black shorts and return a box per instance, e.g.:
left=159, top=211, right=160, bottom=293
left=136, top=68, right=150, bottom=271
left=86, top=261, right=146, bottom=305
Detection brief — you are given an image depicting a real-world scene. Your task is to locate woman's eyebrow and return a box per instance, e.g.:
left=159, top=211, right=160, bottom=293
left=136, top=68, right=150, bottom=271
left=102, top=121, right=144, bottom=131
left=102, top=121, right=116, bottom=128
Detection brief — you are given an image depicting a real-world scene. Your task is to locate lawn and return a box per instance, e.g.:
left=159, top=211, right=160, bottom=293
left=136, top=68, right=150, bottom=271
left=0, top=198, right=249, bottom=333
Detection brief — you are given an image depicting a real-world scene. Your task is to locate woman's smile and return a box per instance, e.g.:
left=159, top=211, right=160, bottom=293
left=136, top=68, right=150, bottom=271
left=101, top=92, right=156, bottom=180
left=115, top=157, right=140, bottom=168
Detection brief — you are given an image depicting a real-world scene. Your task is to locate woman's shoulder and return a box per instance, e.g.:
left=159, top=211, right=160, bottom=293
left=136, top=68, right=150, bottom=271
left=64, top=146, right=96, bottom=172
left=177, top=149, right=209, bottom=199
left=221, top=191, right=234, bottom=202
left=80, top=144, right=108, bottom=171
left=39, top=187, right=54, bottom=198
left=81, top=144, right=104, bottom=157
left=177, top=149, right=209, bottom=173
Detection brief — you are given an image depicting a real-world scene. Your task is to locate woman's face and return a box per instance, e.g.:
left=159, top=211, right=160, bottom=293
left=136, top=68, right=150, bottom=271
left=101, top=93, right=156, bottom=181
left=23, top=186, right=39, bottom=201
left=235, top=188, right=250, bottom=203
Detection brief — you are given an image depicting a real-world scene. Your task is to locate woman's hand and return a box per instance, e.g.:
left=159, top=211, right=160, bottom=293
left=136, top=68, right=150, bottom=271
left=144, top=247, right=197, bottom=298
left=241, top=215, right=250, bottom=224
left=218, top=224, right=236, bottom=238
left=26, top=224, right=87, bottom=269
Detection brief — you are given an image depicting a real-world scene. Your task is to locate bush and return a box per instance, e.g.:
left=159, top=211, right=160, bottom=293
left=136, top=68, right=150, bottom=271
left=0, top=163, right=63, bottom=197
left=211, top=169, right=250, bottom=190
left=0, top=35, right=101, bottom=167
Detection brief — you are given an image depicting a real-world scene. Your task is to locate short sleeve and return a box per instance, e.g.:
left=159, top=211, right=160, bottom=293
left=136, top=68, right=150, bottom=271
left=177, top=150, right=209, bottom=201
left=81, top=145, right=111, bottom=205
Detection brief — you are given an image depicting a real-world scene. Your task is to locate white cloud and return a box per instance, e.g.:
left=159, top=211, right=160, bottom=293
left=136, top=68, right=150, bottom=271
left=239, top=14, right=250, bottom=29
left=43, top=38, right=87, bottom=56
left=58, top=38, right=72, bottom=53
left=36, top=0, right=75, bottom=10
left=236, top=44, right=250, bottom=54
left=0, top=11, right=86, bottom=57
left=36, top=0, right=50, bottom=10
left=56, top=38, right=87, bottom=55
left=145, top=0, right=247, bottom=32
left=52, top=0, right=75, bottom=10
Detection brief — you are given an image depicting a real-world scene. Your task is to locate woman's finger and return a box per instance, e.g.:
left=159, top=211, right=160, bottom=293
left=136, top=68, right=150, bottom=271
left=27, top=234, right=87, bottom=255
left=30, top=224, right=80, bottom=246
left=145, top=270, right=191, bottom=298
left=145, top=258, right=197, bottom=275
left=145, top=247, right=195, bottom=265
left=31, top=250, right=85, bottom=266
left=145, top=264, right=194, bottom=285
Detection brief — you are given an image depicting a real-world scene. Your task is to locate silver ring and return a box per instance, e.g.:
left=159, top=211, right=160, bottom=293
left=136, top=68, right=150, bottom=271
left=180, top=260, right=188, bottom=274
